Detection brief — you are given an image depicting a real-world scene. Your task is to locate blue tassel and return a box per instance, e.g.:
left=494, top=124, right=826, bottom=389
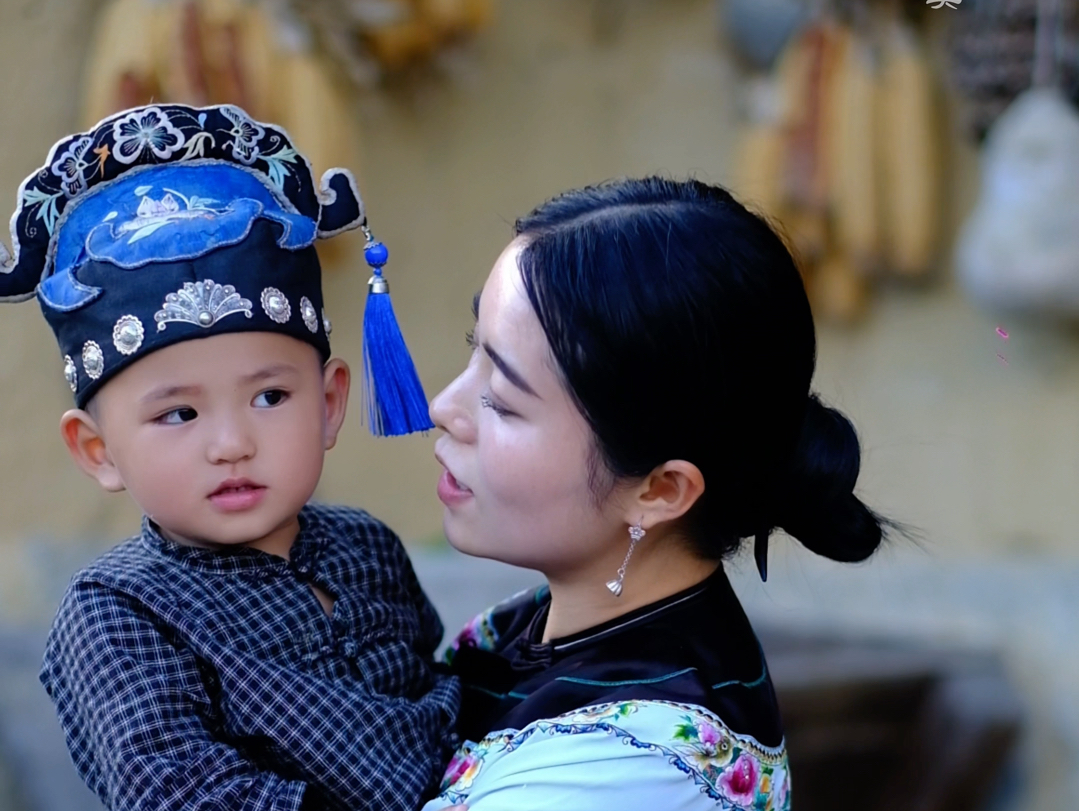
left=360, top=236, right=435, bottom=436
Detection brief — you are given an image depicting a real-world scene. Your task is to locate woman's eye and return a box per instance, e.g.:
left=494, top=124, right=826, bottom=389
left=480, top=393, right=513, bottom=418
left=465, top=329, right=478, bottom=350
left=253, top=389, right=288, bottom=408
left=157, top=407, right=197, bottom=425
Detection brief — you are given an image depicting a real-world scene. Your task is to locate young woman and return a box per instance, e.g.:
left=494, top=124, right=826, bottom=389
left=424, top=177, right=896, bottom=810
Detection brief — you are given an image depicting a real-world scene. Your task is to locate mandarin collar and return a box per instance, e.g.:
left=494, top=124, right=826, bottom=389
left=511, top=564, right=728, bottom=674
left=139, top=504, right=327, bottom=575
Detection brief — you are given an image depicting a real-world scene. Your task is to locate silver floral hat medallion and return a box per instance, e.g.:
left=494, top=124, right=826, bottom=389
left=261, top=287, right=291, bottom=323
left=82, top=341, right=104, bottom=380
left=300, top=296, right=318, bottom=333
left=112, top=314, right=145, bottom=355
left=63, top=355, right=77, bottom=392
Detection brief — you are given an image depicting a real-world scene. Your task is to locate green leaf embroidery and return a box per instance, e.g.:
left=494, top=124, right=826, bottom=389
left=673, top=720, right=699, bottom=742
left=22, top=187, right=62, bottom=234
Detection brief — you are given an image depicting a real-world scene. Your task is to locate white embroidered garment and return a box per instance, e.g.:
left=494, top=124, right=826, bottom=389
left=422, top=699, right=791, bottom=811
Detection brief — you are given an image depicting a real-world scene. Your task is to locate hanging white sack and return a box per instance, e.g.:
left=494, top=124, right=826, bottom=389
left=956, top=87, right=1079, bottom=316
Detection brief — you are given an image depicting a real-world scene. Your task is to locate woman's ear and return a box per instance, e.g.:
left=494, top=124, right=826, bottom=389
left=322, top=358, right=351, bottom=450
left=59, top=409, right=125, bottom=492
left=628, top=460, right=706, bottom=529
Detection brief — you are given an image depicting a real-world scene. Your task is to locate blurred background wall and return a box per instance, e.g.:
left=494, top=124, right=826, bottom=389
left=1, top=0, right=1078, bottom=809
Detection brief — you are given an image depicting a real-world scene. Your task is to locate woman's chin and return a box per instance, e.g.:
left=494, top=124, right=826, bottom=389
left=442, top=521, right=501, bottom=562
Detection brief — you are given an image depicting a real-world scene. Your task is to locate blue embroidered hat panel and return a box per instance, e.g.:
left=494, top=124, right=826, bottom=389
left=41, top=164, right=318, bottom=312
left=1, top=103, right=365, bottom=304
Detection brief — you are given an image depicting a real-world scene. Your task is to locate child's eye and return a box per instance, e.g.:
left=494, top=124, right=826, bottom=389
left=480, top=393, right=514, bottom=418
left=157, top=407, right=198, bottom=425
left=253, top=389, right=288, bottom=408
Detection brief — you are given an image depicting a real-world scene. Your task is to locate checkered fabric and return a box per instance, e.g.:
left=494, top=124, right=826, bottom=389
left=40, top=503, right=461, bottom=811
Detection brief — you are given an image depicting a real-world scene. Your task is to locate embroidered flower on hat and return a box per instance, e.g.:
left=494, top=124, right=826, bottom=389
left=50, top=137, right=94, bottom=198
left=112, top=107, right=185, bottom=164
left=221, top=106, right=266, bottom=166
left=300, top=296, right=319, bottom=333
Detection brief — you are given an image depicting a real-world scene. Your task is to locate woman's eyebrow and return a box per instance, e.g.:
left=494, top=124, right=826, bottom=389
left=482, top=342, right=539, bottom=398
left=471, top=291, right=481, bottom=320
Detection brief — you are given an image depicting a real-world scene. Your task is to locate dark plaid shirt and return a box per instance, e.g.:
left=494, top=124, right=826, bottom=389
left=40, top=503, right=461, bottom=811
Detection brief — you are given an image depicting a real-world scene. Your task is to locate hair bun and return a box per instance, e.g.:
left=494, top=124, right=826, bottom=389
left=776, top=394, right=884, bottom=563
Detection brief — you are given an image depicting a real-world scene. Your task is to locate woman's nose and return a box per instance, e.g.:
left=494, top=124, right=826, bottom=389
left=430, top=374, right=477, bottom=443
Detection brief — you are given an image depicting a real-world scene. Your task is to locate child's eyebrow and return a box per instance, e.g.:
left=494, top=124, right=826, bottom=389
left=140, top=384, right=202, bottom=405
left=241, top=363, right=300, bottom=384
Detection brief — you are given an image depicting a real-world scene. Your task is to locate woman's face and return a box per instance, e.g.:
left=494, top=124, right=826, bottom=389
left=430, top=239, right=628, bottom=576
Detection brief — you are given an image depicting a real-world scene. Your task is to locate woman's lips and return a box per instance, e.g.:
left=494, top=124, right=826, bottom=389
left=208, top=480, right=267, bottom=512
left=437, top=469, right=474, bottom=506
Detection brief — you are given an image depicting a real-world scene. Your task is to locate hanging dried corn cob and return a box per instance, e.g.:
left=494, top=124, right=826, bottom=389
left=877, top=10, right=941, bottom=278
left=729, top=1, right=945, bottom=323
left=827, top=24, right=880, bottom=277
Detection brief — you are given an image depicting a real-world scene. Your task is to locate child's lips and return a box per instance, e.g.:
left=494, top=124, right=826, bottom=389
left=208, top=479, right=266, bottom=512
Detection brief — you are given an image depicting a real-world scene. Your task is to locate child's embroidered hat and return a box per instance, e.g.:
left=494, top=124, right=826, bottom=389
left=0, top=104, right=434, bottom=436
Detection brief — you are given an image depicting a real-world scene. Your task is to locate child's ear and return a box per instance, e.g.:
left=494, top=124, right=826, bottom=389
left=59, top=409, right=125, bottom=492
left=322, top=358, right=351, bottom=450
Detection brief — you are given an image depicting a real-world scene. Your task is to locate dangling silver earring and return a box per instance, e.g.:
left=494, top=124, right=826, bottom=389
left=606, top=521, right=646, bottom=597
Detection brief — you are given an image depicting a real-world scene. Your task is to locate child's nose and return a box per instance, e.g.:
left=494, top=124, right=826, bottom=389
left=206, top=417, right=256, bottom=464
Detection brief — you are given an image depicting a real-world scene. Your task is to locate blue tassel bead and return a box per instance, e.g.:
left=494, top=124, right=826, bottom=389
left=364, top=241, right=389, bottom=268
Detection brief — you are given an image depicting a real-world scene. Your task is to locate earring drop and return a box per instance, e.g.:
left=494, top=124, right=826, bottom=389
left=606, top=521, right=646, bottom=597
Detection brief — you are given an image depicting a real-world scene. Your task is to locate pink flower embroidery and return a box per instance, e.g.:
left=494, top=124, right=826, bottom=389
left=720, top=753, right=761, bottom=807
left=441, top=749, right=483, bottom=792
left=452, top=610, right=498, bottom=653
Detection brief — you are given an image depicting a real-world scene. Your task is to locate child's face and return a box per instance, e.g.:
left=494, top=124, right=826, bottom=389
left=61, top=332, right=350, bottom=556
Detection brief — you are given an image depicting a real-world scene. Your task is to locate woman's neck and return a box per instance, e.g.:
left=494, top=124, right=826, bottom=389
left=541, top=541, right=721, bottom=642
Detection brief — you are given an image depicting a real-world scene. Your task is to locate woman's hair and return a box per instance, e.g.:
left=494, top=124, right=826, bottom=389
left=514, top=177, right=896, bottom=564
